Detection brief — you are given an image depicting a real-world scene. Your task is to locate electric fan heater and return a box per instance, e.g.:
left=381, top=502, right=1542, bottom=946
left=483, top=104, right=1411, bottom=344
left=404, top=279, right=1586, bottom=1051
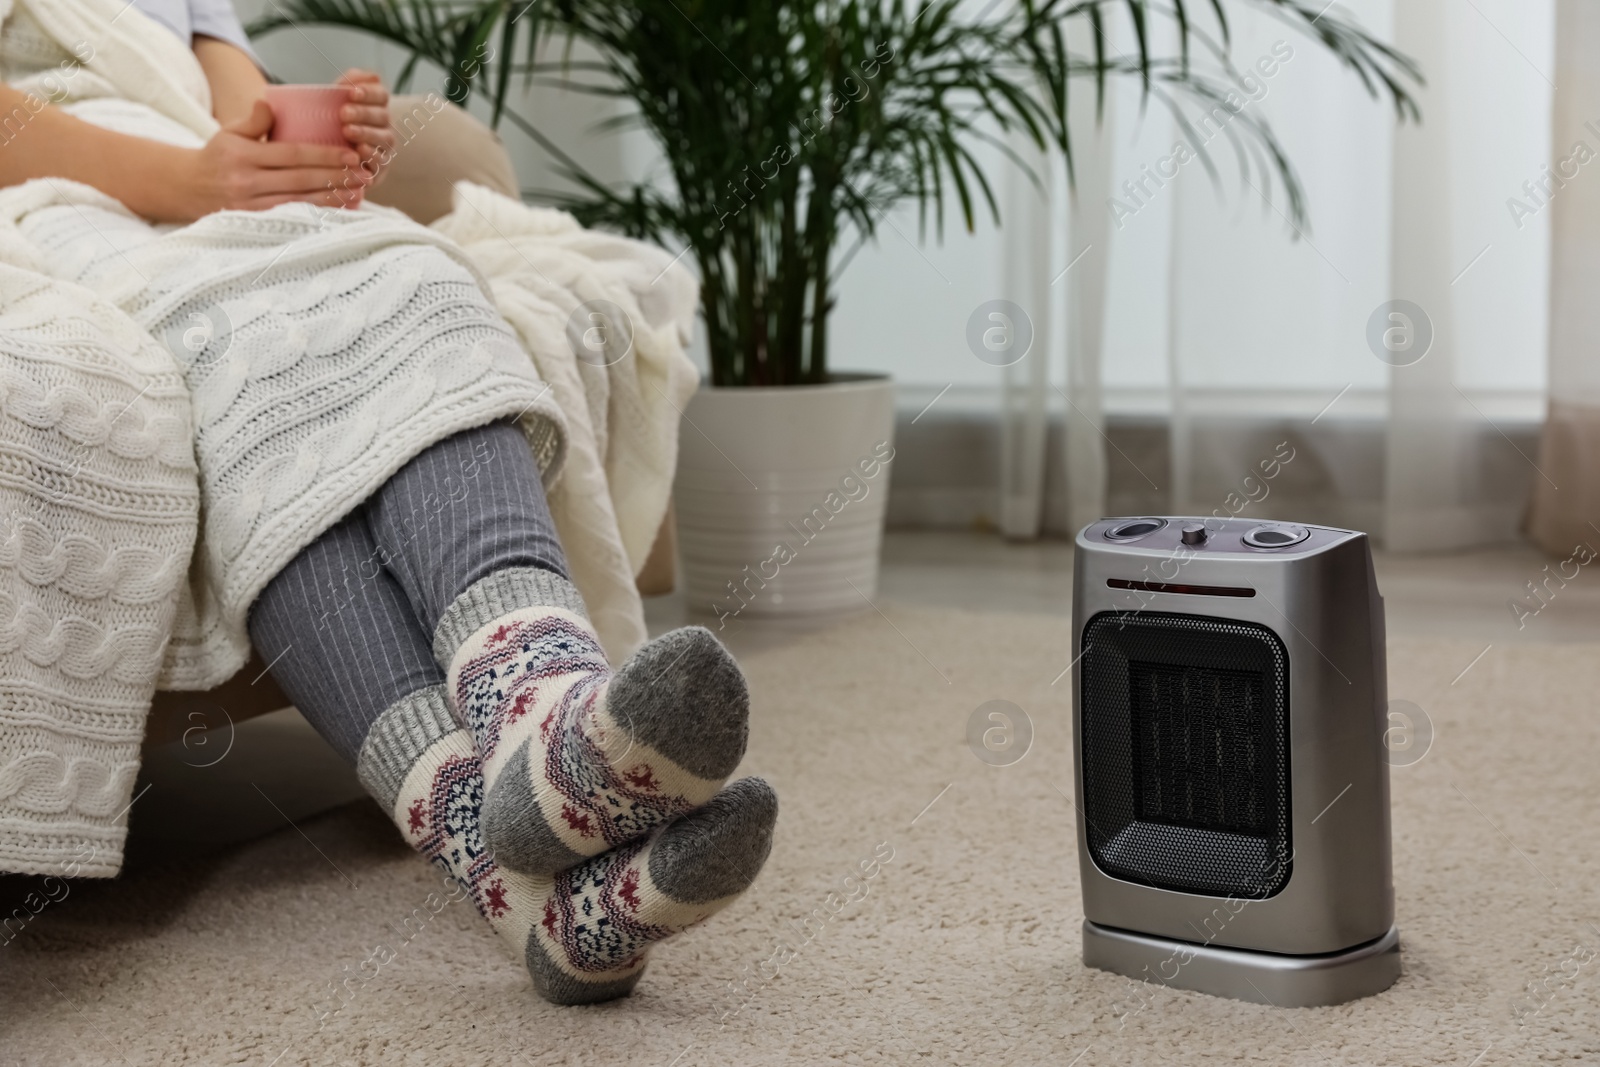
left=1072, top=517, right=1400, bottom=1007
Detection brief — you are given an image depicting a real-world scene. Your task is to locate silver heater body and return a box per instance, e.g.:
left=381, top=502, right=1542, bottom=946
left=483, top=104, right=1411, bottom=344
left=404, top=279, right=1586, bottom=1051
left=1072, top=516, right=1400, bottom=1008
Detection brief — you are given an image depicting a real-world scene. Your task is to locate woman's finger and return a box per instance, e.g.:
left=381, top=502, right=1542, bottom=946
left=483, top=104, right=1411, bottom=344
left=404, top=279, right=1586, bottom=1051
left=344, top=126, right=395, bottom=155
left=248, top=166, right=366, bottom=197
left=225, top=98, right=276, bottom=141
left=339, top=70, right=389, bottom=106
left=249, top=139, right=359, bottom=170
left=339, top=104, right=389, bottom=129
left=356, top=145, right=395, bottom=184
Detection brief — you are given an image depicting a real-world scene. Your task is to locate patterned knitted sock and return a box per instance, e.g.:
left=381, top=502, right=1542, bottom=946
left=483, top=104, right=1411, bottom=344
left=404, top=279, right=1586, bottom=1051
left=434, top=568, right=750, bottom=875
left=358, top=686, right=778, bottom=1006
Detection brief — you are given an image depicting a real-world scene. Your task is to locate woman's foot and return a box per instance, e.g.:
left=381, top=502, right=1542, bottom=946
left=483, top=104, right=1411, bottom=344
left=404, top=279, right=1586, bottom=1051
left=436, top=569, right=750, bottom=874
left=359, top=686, right=777, bottom=1005
left=526, top=778, right=777, bottom=1003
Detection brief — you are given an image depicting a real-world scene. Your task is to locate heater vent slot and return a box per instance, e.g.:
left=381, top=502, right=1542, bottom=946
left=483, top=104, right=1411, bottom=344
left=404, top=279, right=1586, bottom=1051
left=1107, top=578, right=1256, bottom=598
left=1080, top=612, right=1292, bottom=899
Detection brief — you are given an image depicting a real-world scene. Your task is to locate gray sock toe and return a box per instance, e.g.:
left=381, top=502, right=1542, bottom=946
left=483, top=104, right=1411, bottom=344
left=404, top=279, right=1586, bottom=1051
left=608, top=627, right=750, bottom=781
left=648, top=777, right=778, bottom=904
left=524, top=936, right=646, bottom=1006
left=482, top=737, right=587, bottom=874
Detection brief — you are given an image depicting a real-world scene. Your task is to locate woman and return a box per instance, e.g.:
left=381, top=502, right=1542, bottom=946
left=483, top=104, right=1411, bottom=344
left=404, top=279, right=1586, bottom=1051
left=0, top=0, right=775, bottom=1005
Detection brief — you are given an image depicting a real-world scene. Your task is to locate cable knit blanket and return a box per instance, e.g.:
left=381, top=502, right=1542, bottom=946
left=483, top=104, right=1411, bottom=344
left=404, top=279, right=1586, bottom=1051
left=0, top=0, right=699, bottom=876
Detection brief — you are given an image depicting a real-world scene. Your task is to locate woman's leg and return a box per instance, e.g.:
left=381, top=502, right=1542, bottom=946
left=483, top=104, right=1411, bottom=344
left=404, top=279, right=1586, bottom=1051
left=246, top=510, right=440, bottom=764
left=362, top=421, right=758, bottom=877
left=247, top=510, right=777, bottom=1005
left=354, top=418, right=568, bottom=630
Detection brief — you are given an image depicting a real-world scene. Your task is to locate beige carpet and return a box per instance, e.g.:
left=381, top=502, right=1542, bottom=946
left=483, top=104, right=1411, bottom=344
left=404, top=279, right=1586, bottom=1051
left=2, top=605, right=1597, bottom=1066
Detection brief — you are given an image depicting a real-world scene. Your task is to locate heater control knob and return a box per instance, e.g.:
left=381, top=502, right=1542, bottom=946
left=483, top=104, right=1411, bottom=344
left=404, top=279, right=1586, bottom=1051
left=1180, top=523, right=1207, bottom=545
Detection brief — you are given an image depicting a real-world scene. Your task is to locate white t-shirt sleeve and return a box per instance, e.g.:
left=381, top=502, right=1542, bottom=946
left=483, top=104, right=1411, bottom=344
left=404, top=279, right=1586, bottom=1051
left=187, top=0, right=263, bottom=64
left=130, top=0, right=264, bottom=66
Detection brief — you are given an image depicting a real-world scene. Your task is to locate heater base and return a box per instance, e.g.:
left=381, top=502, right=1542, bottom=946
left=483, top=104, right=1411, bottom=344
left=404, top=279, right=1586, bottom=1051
left=1082, top=920, right=1401, bottom=1008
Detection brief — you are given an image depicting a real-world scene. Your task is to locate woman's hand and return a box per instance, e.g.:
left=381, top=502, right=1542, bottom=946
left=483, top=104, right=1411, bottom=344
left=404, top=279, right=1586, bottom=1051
left=182, top=100, right=361, bottom=219
left=337, top=69, right=396, bottom=188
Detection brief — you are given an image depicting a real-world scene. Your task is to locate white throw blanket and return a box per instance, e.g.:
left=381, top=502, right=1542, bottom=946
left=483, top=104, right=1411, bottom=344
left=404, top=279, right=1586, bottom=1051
left=0, top=0, right=699, bottom=876
left=0, top=263, right=199, bottom=877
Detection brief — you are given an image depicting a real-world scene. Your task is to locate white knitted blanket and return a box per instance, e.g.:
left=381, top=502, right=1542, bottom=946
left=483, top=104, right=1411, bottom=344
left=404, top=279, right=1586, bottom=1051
left=0, top=0, right=699, bottom=876
left=0, top=263, right=198, bottom=877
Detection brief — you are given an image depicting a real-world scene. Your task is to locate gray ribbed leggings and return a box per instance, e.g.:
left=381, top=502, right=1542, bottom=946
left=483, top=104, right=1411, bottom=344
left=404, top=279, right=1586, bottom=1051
left=246, top=420, right=568, bottom=763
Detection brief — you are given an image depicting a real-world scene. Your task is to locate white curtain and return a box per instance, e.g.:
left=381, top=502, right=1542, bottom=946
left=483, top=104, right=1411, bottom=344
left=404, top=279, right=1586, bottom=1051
left=1382, top=0, right=1555, bottom=550
left=998, top=75, right=1113, bottom=540
left=999, top=139, right=1053, bottom=539
left=999, top=0, right=1558, bottom=550
left=1527, top=0, right=1600, bottom=556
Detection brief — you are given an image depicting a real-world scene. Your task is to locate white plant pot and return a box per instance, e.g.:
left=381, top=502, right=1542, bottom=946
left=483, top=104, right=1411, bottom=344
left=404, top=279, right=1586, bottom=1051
left=674, top=373, right=896, bottom=620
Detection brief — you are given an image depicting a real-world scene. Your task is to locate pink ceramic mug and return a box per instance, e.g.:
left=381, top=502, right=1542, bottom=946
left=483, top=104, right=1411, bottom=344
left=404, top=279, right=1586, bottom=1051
left=263, top=84, right=366, bottom=208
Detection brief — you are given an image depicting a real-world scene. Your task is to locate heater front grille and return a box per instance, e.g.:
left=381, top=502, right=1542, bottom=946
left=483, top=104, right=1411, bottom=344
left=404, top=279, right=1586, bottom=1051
left=1080, top=612, right=1292, bottom=899
left=1129, top=662, right=1270, bottom=836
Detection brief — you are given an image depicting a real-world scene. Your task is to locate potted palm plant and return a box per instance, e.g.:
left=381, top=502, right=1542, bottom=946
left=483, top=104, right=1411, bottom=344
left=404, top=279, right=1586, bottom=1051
left=255, top=0, right=1419, bottom=618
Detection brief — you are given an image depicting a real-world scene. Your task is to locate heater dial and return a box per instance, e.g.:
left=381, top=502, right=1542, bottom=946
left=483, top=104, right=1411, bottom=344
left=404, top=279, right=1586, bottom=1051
left=1105, top=518, right=1167, bottom=541
left=1243, top=523, right=1310, bottom=549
